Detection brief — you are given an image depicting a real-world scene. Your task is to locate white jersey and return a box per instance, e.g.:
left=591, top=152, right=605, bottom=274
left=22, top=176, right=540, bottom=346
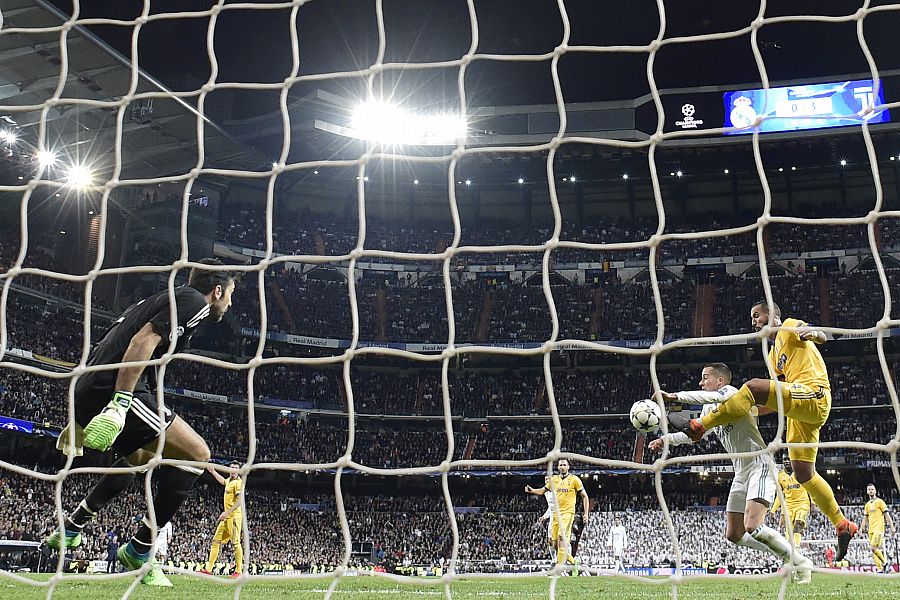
left=542, top=491, right=554, bottom=537
left=608, top=525, right=627, bottom=549
left=667, top=385, right=769, bottom=478
left=155, top=521, right=173, bottom=556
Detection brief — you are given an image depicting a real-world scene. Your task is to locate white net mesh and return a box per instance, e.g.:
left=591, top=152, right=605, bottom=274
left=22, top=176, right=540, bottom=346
left=0, top=0, right=899, bottom=598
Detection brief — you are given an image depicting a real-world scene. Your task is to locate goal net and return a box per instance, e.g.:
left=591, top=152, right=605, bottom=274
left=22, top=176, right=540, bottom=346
left=0, top=0, right=899, bottom=599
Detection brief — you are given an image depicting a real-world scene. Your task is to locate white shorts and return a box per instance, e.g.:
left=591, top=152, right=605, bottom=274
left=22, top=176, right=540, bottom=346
left=613, top=544, right=625, bottom=558
left=726, top=460, right=777, bottom=513
left=156, top=544, right=169, bottom=558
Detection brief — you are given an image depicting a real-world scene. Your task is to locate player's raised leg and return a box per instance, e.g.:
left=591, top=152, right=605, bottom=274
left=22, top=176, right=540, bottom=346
left=120, top=417, right=211, bottom=567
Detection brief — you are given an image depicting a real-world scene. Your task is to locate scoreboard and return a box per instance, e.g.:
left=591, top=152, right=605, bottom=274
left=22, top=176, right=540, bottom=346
left=723, top=79, right=889, bottom=135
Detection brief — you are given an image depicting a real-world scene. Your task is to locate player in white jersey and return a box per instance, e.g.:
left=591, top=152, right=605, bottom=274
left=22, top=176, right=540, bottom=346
left=651, top=363, right=812, bottom=583
left=154, top=521, right=173, bottom=563
left=537, top=477, right=558, bottom=561
left=607, top=517, right=628, bottom=572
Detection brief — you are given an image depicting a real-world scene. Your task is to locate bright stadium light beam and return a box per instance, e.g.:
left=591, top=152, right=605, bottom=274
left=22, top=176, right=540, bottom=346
left=36, top=149, right=58, bottom=168
left=349, top=100, right=467, bottom=146
left=65, top=164, right=93, bottom=189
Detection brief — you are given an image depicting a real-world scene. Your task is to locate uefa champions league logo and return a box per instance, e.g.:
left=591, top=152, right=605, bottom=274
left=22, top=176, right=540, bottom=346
left=675, top=103, right=704, bottom=129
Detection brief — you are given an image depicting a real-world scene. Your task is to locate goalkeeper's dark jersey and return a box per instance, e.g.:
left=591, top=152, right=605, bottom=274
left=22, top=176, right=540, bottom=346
left=76, top=286, right=209, bottom=394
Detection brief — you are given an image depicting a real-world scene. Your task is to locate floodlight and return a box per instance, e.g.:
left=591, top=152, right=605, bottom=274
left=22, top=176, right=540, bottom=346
left=36, top=150, right=57, bottom=168
left=66, top=164, right=93, bottom=189
left=350, top=100, right=466, bottom=145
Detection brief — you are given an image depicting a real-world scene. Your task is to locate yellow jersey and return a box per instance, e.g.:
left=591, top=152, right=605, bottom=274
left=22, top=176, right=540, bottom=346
left=767, top=317, right=830, bottom=390
left=865, top=498, right=888, bottom=534
left=771, top=470, right=810, bottom=514
left=548, top=474, right=584, bottom=515
left=224, top=477, right=243, bottom=515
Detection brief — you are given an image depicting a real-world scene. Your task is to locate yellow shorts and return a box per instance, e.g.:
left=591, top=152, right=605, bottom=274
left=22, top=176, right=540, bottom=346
left=550, top=513, right=575, bottom=543
left=212, top=514, right=243, bottom=545
left=788, top=508, right=809, bottom=527
left=869, top=531, right=884, bottom=548
left=766, top=382, right=831, bottom=462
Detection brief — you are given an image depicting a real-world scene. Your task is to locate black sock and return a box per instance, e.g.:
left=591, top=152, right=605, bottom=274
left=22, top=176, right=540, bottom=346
left=65, top=458, right=137, bottom=532
left=130, top=466, right=200, bottom=555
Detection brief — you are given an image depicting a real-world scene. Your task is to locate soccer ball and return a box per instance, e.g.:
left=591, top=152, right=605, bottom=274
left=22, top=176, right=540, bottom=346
left=629, top=400, right=661, bottom=432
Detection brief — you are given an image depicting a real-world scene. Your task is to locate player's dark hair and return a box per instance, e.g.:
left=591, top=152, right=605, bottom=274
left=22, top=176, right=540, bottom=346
left=705, top=362, right=732, bottom=384
left=557, top=458, right=569, bottom=466
left=188, top=258, right=240, bottom=295
left=229, top=461, right=241, bottom=468
left=753, top=300, right=781, bottom=319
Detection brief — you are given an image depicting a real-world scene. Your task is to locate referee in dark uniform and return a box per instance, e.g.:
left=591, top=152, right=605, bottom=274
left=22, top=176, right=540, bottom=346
left=46, top=258, right=238, bottom=586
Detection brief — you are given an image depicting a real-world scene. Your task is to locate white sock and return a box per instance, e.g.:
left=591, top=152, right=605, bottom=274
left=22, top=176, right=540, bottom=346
left=751, top=525, right=794, bottom=561
left=735, top=532, right=771, bottom=554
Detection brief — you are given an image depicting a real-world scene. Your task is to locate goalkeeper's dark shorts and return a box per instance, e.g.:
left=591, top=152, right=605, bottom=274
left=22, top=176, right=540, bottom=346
left=75, top=386, right=177, bottom=457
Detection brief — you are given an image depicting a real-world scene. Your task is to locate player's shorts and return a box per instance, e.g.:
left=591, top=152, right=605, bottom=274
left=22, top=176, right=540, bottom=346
left=546, top=518, right=553, bottom=540
left=550, top=513, right=575, bottom=543
left=212, top=514, right=243, bottom=545
left=869, top=531, right=884, bottom=548
left=156, top=544, right=168, bottom=558
left=612, top=544, right=625, bottom=558
left=787, top=508, right=809, bottom=527
left=766, top=382, right=831, bottom=463
left=727, top=459, right=777, bottom=513
left=75, top=386, right=176, bottom=457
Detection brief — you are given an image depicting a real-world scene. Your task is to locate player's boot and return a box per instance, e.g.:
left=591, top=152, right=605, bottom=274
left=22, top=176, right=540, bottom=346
left=199, top=568, right=213, bottom=575
left=117, top=543, right=173, bottom=587
left=835, top=519, right=858, bottom=563
left=792, top=555, right=813, bottom=584
left=141, top=566, right=173, bottom=587
left=83, top=391, right=133, bottom=451
left=45, top=528, right=82, bottom=551
left=667, top=412, right=705, bottom=442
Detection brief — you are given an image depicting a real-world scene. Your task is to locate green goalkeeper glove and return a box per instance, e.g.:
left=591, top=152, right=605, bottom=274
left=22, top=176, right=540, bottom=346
left=83, top=391, right=133, bottom=451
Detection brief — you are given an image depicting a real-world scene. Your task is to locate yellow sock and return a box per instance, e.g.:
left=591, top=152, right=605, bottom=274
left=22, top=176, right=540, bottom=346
left=799, top=473, right=845, bottom=526
left=700, top=384, right=755, bottom=430
left=556, top=545, right=568, bottom=566
left=793, top=532, right=802, bottom=548
left=234, top=544, right=244, bottom=574
left=874, top=548, right=886, bottom=569
left=206, top=543, right=221, bottom=572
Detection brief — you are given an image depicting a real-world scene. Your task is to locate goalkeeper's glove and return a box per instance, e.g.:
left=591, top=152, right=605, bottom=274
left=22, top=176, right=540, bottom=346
left=83, top=391, right=133, bottom=451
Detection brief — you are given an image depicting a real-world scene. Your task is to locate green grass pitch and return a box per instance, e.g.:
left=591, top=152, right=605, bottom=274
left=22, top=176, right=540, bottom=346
left=0, top=573, right=895, bottom=600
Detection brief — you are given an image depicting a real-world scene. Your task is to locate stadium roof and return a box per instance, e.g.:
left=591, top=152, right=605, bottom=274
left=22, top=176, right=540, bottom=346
left=0, top=0, right=269, bottom=180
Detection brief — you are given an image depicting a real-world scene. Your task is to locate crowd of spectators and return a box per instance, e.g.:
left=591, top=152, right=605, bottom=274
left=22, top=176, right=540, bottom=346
left=3, top=216, right=900, bottom=354
left=212, top=264, right=900, bottom=346
left=2, top=360, right=897, bottom=469
left=0, top=467, right=891, bottom=571
left=215, top=206, right=899, bottom=262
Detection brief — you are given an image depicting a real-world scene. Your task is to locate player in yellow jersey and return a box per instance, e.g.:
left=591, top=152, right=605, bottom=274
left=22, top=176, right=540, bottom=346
left=861, top=483, right=896, bottom=572
left=201, top=461, right=244, bottom=577
left=671, top=300, right=858, bottom=561
left=770, top=456, right=811, bottom=551
left=525, top=459, right=590, bottom=569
